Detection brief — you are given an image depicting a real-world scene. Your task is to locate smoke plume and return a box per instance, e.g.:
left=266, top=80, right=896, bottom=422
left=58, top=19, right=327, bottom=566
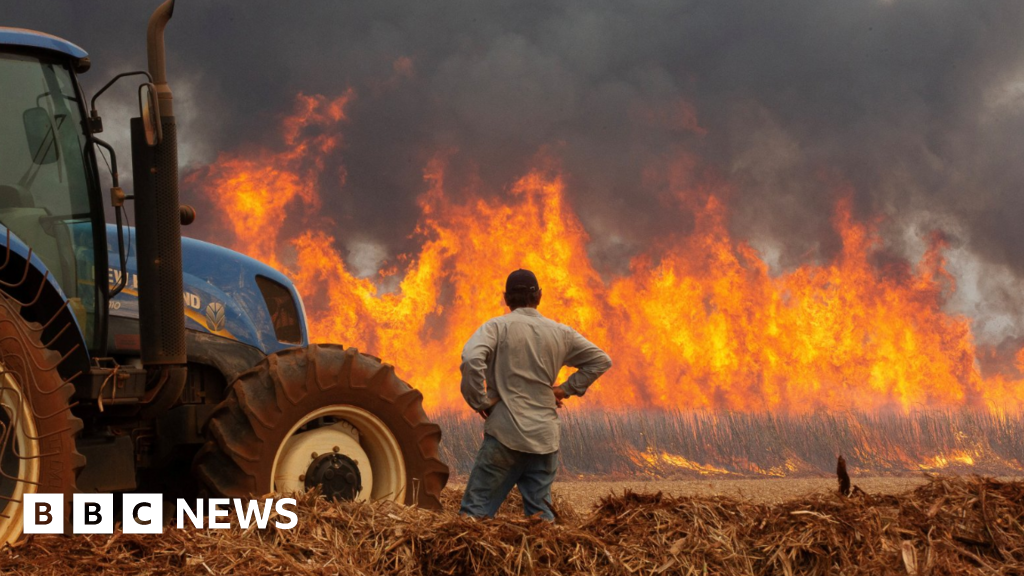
left=7, top=0, right=1024, bottom=344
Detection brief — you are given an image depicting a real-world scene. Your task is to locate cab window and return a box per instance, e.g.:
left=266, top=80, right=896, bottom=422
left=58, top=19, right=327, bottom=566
left=0, top=52, right=99, bottom=347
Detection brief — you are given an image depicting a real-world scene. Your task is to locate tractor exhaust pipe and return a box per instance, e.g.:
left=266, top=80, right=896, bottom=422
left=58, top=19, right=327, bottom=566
left=132, top=0, right=186, bottom=413
left=147, top=0, right=175, bottom=116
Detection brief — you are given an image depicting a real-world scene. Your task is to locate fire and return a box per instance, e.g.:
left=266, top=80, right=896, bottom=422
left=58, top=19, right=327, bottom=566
left=920, top=451, right=977, bottom=470
left=200, top=91, right=353, bottom=268
left=629, top=448, right=736, bottom=476
left=189, top=92, right=1024, bottom=415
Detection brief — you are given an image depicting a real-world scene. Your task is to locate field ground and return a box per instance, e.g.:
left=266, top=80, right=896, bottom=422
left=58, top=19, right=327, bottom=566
left=5, top=475, right=1023, bottom=574
left=450, top=476, right=936, bottom=510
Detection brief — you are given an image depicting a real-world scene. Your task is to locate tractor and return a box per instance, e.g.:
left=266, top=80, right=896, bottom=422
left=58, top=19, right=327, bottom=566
left=0, top=1, right=449, bottom=544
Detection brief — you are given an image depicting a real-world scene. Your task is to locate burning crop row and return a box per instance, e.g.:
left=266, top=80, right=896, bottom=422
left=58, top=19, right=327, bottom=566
left=189, top=92, right=1024, bottom=415
left=437, top=409, right=1024, bottom=478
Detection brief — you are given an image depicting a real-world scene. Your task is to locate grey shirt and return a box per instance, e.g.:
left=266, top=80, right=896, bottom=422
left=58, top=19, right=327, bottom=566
left=460, top=307, right=612, bottom=454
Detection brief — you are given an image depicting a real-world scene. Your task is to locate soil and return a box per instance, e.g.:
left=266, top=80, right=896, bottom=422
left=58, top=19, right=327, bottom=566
left=450, top=476, right=946, bottom=511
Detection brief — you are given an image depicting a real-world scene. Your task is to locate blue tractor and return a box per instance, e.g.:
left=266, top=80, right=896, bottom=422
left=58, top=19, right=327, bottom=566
left=0, top=1, right=448, bottom=543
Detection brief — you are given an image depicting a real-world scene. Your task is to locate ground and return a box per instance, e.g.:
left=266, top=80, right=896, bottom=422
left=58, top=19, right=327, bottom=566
left=450, top=476, right=932, bottom=511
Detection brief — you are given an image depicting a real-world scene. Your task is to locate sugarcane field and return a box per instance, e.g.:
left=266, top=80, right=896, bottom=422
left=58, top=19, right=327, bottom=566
left=3, top=1, right=1024, bottom=574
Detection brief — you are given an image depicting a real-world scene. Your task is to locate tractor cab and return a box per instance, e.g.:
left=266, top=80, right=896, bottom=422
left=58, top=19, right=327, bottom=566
left=0, top=30, right=105, bottom=352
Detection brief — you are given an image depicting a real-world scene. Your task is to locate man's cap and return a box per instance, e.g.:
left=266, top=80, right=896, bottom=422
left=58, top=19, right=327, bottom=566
left=505, top=269, right=540, bottom=293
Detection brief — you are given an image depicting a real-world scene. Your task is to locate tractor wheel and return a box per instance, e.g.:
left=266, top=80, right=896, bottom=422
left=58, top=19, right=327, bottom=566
left=0, top=295, right=83, bottom=545
left=194, top=344, right=449, bottom=509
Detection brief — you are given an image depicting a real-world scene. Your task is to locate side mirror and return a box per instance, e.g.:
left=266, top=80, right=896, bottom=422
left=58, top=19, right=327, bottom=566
left=138, top=83, right=162, bottom=146
left=23, top=107, right=59, bottom=165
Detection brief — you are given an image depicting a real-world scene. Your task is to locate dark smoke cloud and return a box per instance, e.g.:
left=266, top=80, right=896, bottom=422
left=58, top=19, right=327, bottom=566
left=6, top=0, right=1024, bottom=338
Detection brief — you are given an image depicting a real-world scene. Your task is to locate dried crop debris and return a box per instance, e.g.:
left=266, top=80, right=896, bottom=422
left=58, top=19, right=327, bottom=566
left=2, top=476, right=1023, bottom=575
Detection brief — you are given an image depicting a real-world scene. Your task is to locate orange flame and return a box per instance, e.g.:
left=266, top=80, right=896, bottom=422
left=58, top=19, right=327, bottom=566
left=189, top=92, right=1024, bottom=414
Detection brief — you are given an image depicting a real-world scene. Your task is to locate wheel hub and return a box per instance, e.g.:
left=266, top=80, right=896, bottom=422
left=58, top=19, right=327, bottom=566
left=304, top=452, right=362, bottom=501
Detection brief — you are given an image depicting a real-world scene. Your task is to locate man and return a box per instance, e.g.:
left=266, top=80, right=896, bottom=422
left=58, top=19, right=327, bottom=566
left=459, top=269, right=612, bottom=521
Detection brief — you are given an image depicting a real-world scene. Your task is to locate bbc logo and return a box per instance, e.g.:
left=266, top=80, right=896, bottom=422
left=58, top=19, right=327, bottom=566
left=23, top=494, right=299, bottom=534
left=25, top=494, right=161, bottom=534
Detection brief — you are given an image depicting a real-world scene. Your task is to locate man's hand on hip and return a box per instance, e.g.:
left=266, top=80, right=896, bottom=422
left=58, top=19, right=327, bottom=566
left=478, top=397, right=500, bottom=420
left=553, top=385, right=568, bottom=408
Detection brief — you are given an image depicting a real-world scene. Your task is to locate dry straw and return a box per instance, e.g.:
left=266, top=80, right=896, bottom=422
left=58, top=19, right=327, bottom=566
left=2, top=475, right=1022, bottom=575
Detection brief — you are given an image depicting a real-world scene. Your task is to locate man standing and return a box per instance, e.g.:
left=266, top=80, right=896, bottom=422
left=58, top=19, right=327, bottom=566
left=459, top=269, right=612, bottom=521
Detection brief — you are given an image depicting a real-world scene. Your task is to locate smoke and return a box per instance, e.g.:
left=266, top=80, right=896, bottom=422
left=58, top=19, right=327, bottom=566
left=6, top=0, right=1024, bottom=341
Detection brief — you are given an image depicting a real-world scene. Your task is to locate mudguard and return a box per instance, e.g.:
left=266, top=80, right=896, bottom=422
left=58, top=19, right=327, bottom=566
left=0, top=224, right=92, bottom=378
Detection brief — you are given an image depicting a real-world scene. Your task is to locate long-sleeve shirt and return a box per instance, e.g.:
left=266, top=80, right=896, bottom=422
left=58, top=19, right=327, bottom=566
left=460, top=307, right=612, bottom=454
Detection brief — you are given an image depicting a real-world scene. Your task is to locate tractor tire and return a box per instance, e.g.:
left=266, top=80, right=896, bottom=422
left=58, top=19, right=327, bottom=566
left=194, top=344, right=449, bottom=510
left=0, top=294, right=84, bottom=545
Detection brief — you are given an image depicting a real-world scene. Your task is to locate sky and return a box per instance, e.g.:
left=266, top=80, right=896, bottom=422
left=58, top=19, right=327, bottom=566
left=5, top=0, right=1024, bottom=343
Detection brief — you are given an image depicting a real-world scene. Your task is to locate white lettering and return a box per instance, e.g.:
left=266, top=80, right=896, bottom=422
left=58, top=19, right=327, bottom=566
left=233, top=498, right=274, bottom=529
left=208, top=498, right=231, bottom=529
left=182, top=292, right=201, bottom=310
left=274, top=498, right=298, bottom=529
left=176, top=499, right=204, bottom=529
left=107, top=268, right=141, bottom=291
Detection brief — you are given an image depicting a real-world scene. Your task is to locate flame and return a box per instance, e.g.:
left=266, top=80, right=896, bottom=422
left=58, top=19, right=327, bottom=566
left=200, top=91, right=353, bottom=268
left=628, top=448, right=736, bottom=476
left=189, top=92, right=1024, bottom=415
left=920, top=451, right=977, bottom=470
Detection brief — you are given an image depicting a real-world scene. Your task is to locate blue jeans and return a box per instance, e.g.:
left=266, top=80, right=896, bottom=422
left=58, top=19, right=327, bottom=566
left=459, top=434, right=558, bottom=521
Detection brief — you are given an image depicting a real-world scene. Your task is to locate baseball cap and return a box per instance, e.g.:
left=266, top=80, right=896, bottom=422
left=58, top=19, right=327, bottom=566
left=505, top=269, right=540, bottom=293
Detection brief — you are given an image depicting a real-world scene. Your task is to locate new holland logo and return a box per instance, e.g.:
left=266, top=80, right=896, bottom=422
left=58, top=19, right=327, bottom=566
left=205, top=302, right=226, bottom=332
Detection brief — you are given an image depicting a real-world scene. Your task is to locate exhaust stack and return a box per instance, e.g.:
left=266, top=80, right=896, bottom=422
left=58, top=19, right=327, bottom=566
left=147, top=0, right=175, bottom=116
left=131, top=0, right=186, bottom=413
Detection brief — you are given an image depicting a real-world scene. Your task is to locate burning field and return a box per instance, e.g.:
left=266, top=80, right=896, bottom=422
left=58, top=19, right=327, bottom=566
left=4, top=476, right=1024, bottom=574
left=191, top=92, right=1024, bottom=415
left=438, top=409, right=1024, bottom=479
left=181, top=92, right=1024, bottom=478
left=166, top=11, right=1024, bottom=576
